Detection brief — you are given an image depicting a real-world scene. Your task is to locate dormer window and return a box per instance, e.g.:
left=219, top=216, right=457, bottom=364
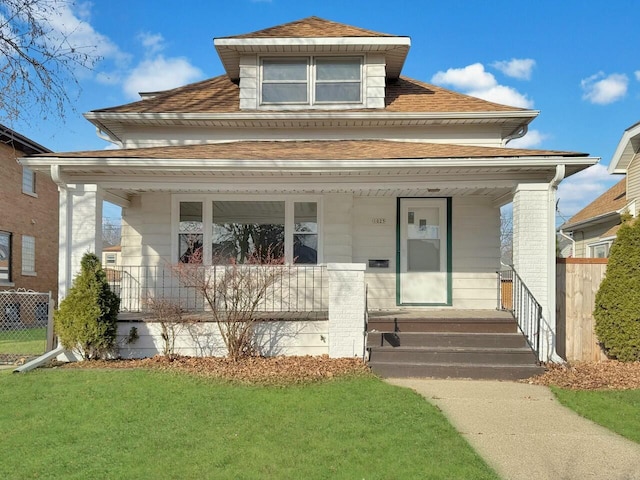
left=260, top=57, right=362, bottom=106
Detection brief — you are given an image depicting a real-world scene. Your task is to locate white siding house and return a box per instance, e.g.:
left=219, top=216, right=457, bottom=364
left=22, top=17, right=597, bottom=364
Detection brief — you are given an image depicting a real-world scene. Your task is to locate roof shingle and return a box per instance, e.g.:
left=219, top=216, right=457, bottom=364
left=39, top=140, right=586, bottom=161
left=219, top=16, right=398, bottom=39
left=564, top=178, right=626, bottom=227
left=92, top=76, right=526, bottom=115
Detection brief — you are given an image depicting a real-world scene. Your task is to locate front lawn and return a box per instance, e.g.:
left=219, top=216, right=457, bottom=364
left=0, top=369, right=498, bottom=479
left=552, top=387, right=640, bottom=444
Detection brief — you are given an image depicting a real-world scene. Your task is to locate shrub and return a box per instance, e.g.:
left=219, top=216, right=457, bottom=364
left=55, top=253, right=120, bottom=360
left=594, top=217, right=640, bottom=361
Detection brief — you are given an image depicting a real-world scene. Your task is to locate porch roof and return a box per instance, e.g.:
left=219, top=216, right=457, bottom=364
left=31, top=139, right=587, bottom=161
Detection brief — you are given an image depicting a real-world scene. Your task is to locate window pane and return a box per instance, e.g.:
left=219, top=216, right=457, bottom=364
left=22, top=167, right=35, bottom=194
left=263, top=60, right=307, bottom=81
left=179, top=202, right=203, bottom=263
left=0, top=232, right=10, bottom=281
left=22, top=235, right=35, bottom=273
left=294, top=234, right=317, bottom=264
left=213, top=201, right=285, bottom=263
left=315, top=83, right=361, bottom=102
left=408, top=239, right=440, bottom=272
left=316, top=59, right=360, bottom=81
left=295, top=202, right=317, bottom=233
left=262, top=83, right=308, bottom=103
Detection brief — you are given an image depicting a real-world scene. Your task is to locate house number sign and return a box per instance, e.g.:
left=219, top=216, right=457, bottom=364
left=372, top=218, right=387, bottom=224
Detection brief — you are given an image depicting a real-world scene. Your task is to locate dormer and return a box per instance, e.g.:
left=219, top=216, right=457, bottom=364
left=214, top=16, right=410, bottom=111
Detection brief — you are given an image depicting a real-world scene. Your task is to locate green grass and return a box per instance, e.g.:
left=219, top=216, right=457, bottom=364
left=0, top=326, right=46, bottom=355
left=552, top=387, right=640, bottom=443
left=0, top=369, right=498, bottom=480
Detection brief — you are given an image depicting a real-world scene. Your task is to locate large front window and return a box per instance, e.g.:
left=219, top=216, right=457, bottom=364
left=261, top=57, right=362, bottom=105
left=175, top=198, right=320, bottom=265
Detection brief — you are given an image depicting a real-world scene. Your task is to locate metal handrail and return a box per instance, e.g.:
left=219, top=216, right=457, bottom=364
left=498, top=267, right=542, bottom=361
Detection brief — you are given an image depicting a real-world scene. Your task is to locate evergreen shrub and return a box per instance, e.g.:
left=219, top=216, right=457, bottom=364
left=594, top=216, right=640, bottom=361
left=54, top=253, right=120, bottom=359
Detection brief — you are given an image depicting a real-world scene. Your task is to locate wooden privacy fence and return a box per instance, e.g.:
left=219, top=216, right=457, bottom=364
left=556, top=258, right=608, bottom=362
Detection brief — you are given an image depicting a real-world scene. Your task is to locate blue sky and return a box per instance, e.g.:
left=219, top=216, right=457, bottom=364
left=7, top=0, right=640, bottom=223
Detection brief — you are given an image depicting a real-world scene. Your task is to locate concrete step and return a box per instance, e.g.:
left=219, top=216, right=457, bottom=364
left=367, top=332, right=529, bottom=349
left=367, top=317, right=518, bottom=334
left=368, top=346, right=538, bottom=365
left=368, top=361, right=545, bottom=380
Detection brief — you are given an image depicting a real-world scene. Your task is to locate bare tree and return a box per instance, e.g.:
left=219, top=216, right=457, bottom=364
left=500, top=209, right=513, bottom=266
left=0, top=0, right=99, bottom=123
left=102, top=217, right=121, bottom=247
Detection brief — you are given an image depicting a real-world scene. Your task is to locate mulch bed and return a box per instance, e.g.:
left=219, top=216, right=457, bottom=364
left=526, top=360, right=640, bottom=390
left=62, top=354, right=373, bottom=386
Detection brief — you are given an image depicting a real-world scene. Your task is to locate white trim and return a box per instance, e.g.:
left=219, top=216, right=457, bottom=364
left=215, top=37, right=411, bottom=48
left=587, top=239, right=613, bottom=258
left=22, top=156, right=598, bottom=171
left=608, top=122, right=640, bottom=173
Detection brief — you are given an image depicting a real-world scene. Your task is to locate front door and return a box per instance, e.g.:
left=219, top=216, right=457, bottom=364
left=398, top=198, right=450, bottom=305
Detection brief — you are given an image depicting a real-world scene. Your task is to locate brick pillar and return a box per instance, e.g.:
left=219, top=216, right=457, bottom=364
left=512, top=183, right=557, bottom=361
left=58, top=184, right=103, bottom=301
left=327, top=263, right=366, bottom=358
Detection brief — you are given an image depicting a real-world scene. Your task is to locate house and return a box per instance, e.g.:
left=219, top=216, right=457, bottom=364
left=0, top=125, right=58, bottom=298
left=20, top=17, right=597, bottom=375
left=559, top=179, right=626, bottom=257
left=102, top=245, right=121, bottom=269
left=561, top=121, right=640, bottom=257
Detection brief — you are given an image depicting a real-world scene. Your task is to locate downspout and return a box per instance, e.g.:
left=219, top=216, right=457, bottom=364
left=548, top=164, right=565, bottom=362
left=95, top=127, right=123, bottom=148
left=558, top=229, right=575, bottom=258
left=503, top=125, right=528, bottom=146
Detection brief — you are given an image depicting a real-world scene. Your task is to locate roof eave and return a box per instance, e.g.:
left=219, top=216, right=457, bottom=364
left=561, top=211, right=621, bottom=231
left=608, top=122, right=640, bottom=173
left=214, top=37, right=411, bottom=81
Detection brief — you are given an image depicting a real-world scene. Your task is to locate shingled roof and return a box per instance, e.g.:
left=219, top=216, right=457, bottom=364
left=563, top=178, right=627, bottom=228
left=92, top=76, right=527, bottom=115
left=38, top=139, right=586, bottom=161
left=219, top=16, right=398, bottom=39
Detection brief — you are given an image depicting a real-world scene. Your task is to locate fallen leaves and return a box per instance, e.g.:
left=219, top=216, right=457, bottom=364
left=526, top=360, right=640, bottom=390
left=63, top=354, right=373, bottom=386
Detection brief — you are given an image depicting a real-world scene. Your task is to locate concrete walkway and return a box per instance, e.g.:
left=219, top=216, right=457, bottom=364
left=388, top=378, right=640, bottom=480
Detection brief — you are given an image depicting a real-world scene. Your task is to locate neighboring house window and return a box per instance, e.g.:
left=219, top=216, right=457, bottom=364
left=0, top=231, right=11, bottom=282
left=589, top=242, right=611, bottom=258
left=22, top=235, right=36, bottom=275
left=22, top=167, right=36, bottom=195
left=175, top=198, right=320, bottom=265
left=105, top=253, right=117, bottom=265
left=261, top=57, right=362, bottom=105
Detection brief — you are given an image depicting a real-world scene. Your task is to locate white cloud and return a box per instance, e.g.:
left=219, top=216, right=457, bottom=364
left=581, top=72, right=628, bottom=105
left=138, top=32, right=165, bottom=56
left=468, top=85, right=533, bottom=108
left=507, top=129, right=547, bottom=148
left=431, top=62, right=533, bottom=108
left=123, top=56, right=203, bottom=99
left=557, top=164, right=619, bottom=219
left=431, top=63, right=496, bottom=91
left=635, top=71, right=640, bottom=81
left=492, top=58, right=536, bottom=80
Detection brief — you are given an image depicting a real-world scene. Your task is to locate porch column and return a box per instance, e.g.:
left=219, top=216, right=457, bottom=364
left=58, top=184, right=103, bottom=302
left=512, top=183, right=558, bottom=361
left=327, top=263, right=366, bottom=358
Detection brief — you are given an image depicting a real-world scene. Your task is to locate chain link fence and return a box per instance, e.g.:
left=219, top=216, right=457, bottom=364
left=0, top=290, right=54, bottom=364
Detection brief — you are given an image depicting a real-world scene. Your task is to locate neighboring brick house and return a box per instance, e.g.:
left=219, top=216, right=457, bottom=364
left=0, top=125, right=58, bottom=298
left=561, top=121, right=640, bottom=258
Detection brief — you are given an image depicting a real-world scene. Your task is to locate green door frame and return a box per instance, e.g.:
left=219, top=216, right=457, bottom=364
left=396, top=197, right=452, bottom=306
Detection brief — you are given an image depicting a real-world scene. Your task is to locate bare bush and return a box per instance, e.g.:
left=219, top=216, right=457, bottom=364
left=145, top=297, right=187, bottom=357
left=172, top=250, right=287, bottom=361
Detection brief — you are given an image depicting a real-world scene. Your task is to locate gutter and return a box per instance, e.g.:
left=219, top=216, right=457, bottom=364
left=548, top=164, right=565, bottom=362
